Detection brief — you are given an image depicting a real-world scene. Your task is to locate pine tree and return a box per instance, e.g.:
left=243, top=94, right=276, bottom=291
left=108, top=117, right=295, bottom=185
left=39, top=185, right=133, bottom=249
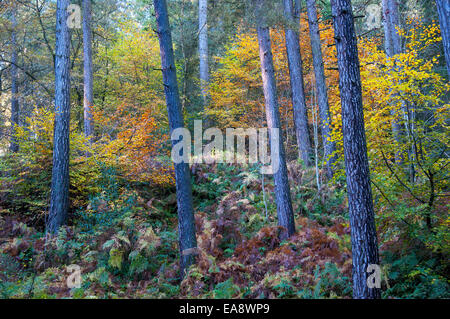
left=255, top=0, right=295, bottom=239
left=199, top=0, right=209, bottom=105
left=154, top=0, right=198, bottom=277
left=330, top=0, right=381, bottom=299
left=48, top=0, right=72, bottom=234
left=9, top=6, right=19, bottom=153
left=282, top=0, right=313, bottom=167
left=436, top=0, right=450, bottom=78
left=83, top=0, right=94, bottom=140
left=305, top=0, right=336, bottom=177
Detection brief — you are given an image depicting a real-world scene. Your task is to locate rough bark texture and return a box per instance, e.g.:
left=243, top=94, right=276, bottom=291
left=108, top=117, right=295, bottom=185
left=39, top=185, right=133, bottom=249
left=305, top=0, right=337, bottom=177
left=436, top=0, right=450, bottom=78
left=282, top=0, right=313, bottom=167
left=330, top=0, right=380, bottom=299
left=83, top=0, right=94, bottom=140
left=154, top=0, right=197, bottom=277
left=199, top=0, right=209, bottom=104
left=48, top=0, right=71, bottom=234
left=10, top=8, right=19, bottom=153
left=257, top=25, right=295, bottom=239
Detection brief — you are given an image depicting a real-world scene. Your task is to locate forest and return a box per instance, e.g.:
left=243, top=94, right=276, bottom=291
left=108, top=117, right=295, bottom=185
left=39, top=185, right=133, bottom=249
left=0, top=0, right=448, bottom=300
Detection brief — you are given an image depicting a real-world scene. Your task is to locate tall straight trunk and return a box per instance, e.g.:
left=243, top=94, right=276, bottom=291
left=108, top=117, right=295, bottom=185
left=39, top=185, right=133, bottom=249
left=388, top=0, right=402, bottom=55
left=83, top=0, right=94, bottom=140
left=387, top=0, right=416, bottom=181
left=10, top=8, right=19, bottom=153
left=282, top=0, right=313, bottom=167
left=330, top=0, right=380, bottom=299
left=382, top=0, right=402, bottom=164
left=48, top=0, right=72, bottom=234
left=305, top=0, right=337, bottom=178
left=436, top=0, right=450, bottom=78
left=198, top=0, right=209, bottom=105
left=154, top=0, right=197, bottom=277
left=257, top=25, right=295, bottom=239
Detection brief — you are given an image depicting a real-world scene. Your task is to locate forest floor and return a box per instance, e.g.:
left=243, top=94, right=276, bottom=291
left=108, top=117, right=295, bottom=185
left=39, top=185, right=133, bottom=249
left=0, top=161, right=448, bottom=298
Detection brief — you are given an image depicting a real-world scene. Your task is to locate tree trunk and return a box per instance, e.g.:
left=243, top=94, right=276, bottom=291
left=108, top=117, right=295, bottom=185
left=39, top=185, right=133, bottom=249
left=388, top=0, right=402, bottom=55
left=382, top=0, right=402, bottom=164
left=436, top=0, right=450, bottom=78
left=10, top=8, right=19, bottom=153
left=48, top=0, right=72, bottom=234
left=330, top=0, right=380, bottom=299
left=282, top=0, right=313, bottom=167
left=199, top=0, right=209, bottom=105
left=154, top=0, right=197, bottom=277
left=83, top=0, right=94, bottom=140
left=305, top=0, right=337, bottom=178
left=257, top=25, right=295, bottom=240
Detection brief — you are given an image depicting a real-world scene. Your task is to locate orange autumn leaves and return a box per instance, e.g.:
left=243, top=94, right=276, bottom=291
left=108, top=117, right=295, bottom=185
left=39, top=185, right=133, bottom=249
left=206, top=14, right=340, bottom=142
left=93, top=22, right=174, bottom=186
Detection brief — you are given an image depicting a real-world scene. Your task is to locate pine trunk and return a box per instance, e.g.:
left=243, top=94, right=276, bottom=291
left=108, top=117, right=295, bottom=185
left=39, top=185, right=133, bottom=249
left=48, top=0, right=72, bottom=234
left=282, top=0, right=313, bottom=167
left=10, top=9, right=19, bottom=153
left=257, top=25, right=295, bottom=239
left=305, top=0, right=337, bottom=177
left=382, top=0, right=403, bottom=164
left=83, top=0, right=94, bottom=140
left=436, top=0, right=450, bottom=78
left=199, top=0, right=209, bottom=105
left=330, top=0, right=380, bottom=299
left=154, top=0, right=197, bottom=277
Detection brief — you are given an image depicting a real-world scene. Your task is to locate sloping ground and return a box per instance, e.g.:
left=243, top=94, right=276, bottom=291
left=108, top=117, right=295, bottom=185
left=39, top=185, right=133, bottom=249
left=0, top=162, right=447, bottom=298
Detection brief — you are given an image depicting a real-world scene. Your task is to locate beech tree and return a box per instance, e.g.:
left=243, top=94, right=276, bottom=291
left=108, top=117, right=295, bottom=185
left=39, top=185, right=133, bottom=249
left=255, top=0, right=295, bottom=239
left=436, top=0, right=450, bottom=78
left=330, top=0, right=380, bottom=299
left=48, top=0, right=71, bottom=234
left=282, top=0, right=313, bottom=167
left=154, top=0, right=197, bottom=277
left=305, top=0, right=336, bottom=178
left=83, top=0, right=94, bottom=140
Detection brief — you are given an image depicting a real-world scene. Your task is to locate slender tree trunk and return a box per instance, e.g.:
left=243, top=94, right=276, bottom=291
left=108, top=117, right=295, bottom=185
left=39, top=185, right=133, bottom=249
left=257, top=25, right=295, bottom=239
left=154, top=0, right=197, bottom=277
left=388, top=0, right=402, bottom=55
left=382, top=0, right=402, bottom=164
left=436, top=0, right=450, bottom=79
left=48, top=0, right=72, bottom=234
left=330, top=0, right=380, bottom=299
left=83, top=0, right=94, bottom=140
left=199, top=0, right=209, bottom=105
left=305, top=0, right=337, bottom=178
left=282, top=0, right=313, bottom=167
left=10, top=8, right=19, bottom=153
left=387, top=0, right=416, bottom=181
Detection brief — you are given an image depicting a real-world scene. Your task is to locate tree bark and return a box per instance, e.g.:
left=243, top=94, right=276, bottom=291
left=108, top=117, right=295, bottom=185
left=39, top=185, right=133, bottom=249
left=154, top=0, right=197, bottom=277
left=382, top=0, right=402, bottom=164
left=436, top=0, right=450, bottom=78
left=48, top=0, right=72, bottom=234
left=330, top=0, right=380, bottom=299
left=10, top=8, right=19, bottom=153
left=83, top=0, right=94, bottom=140
left=199, top=0, right=209, bottom=105
left=257, top=25, right=295, bottom=240
left=388, top=0, right=402, bottom=55
left=282, top=0, right=313, bottom=167
left=305, top=0, right=337, bottom=177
